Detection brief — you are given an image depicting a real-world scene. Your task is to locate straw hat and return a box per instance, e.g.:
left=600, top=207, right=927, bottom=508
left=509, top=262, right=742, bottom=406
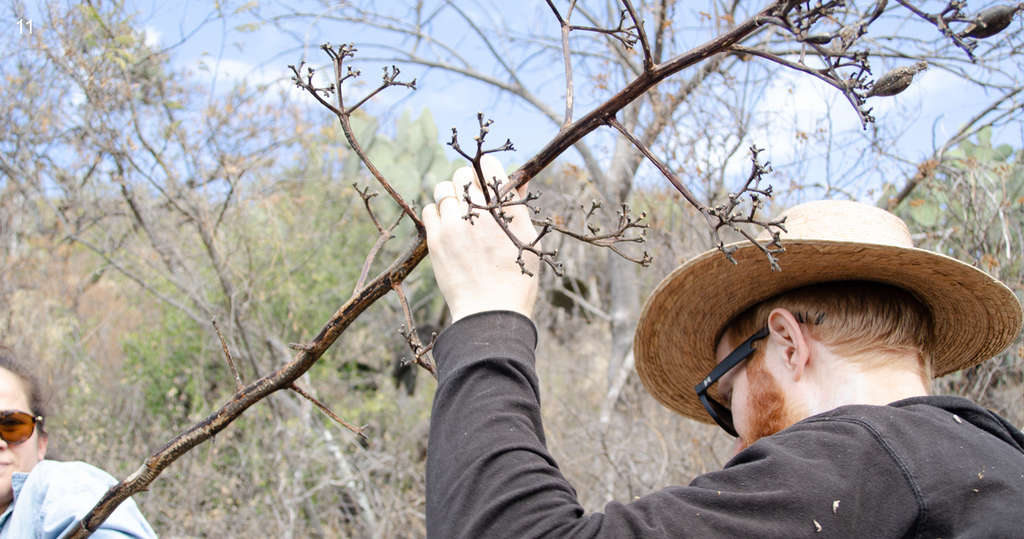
left=634, top=200, right=1023, bottom=424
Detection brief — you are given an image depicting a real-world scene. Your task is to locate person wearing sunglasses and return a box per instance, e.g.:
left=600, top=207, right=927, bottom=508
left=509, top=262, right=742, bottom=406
left=0, top=349, right=156, bottom=538
left=420, top=157, right=1023, bottom=538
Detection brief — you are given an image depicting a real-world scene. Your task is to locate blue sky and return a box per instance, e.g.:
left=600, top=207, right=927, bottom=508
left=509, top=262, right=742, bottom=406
left=130, top=0, right=563, bottom=163
left=18, top=0, right=1022, bottom=202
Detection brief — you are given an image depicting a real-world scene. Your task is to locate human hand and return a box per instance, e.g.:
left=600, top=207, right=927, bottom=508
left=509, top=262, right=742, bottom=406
left=421, top=155, right=540, bottom=322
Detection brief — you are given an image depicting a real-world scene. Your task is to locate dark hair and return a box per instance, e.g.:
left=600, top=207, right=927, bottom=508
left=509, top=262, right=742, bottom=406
left=0, top=346, right=49, bottom=436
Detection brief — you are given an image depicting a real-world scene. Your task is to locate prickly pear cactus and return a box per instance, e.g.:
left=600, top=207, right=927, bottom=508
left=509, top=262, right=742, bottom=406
left=888, top=126, right=1023, bottom=277
left=342, top=108, right=464, bottom=222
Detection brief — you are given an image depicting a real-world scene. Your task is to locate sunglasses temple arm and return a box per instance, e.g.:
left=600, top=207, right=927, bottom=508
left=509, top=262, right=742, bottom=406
left=694, top=327, right=770, bottom=394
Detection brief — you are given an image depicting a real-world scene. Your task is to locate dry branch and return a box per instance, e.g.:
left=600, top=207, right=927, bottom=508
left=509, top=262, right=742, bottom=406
left=212, top=318, right=243, bottom=393
left=63, top=0, right=1012, bottom=533
left=395, top=282, right=438, bottom=377
left=62, top=233, right=429, bottom=539
left=507, top=0, right=786, bottom=193
left=66, top=5, right=789, bottom=528
left=289, top=383, right=368, bottom=439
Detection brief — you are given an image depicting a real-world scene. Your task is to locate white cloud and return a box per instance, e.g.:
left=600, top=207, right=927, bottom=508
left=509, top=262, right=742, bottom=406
left=749, top=70, right=861, bottom=172
left=143, top=26, right=162, bottom=48
left=747, top=61, right=960, bottom=174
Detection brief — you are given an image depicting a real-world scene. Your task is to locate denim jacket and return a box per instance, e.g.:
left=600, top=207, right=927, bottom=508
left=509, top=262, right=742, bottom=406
left=0, top=460, right=157, bottom=538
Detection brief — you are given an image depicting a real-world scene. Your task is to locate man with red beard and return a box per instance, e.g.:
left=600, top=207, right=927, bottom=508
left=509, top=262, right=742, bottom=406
left=421, top=156, right=1024, bottom=538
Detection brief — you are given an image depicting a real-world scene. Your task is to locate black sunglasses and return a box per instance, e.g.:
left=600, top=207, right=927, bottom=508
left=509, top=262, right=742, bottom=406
left=694, top=327, right=769, bottom=437
left=0, top=410, right=44, bottom=445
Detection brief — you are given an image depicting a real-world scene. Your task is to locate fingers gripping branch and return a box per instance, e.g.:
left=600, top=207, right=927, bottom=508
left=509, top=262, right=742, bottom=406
left=447, top=115, right=655, bottom=275
left=448, top=114, right=561, bottom=277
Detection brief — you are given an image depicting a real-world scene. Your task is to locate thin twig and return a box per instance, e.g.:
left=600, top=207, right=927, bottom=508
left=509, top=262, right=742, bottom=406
left=893, top=0, right=977, bottom=62
left=212, top=318, right=243, bottom=392
left=620, top=0, right=653, bottom=71
left=290, top=383, right=368, bottom=439
left=393, top=282, right=437, bottom=378
left=546, top=0, right=578, bottom=128
left=730, top=45, right=873, bottom=127
left=707, top=147, right=788, bottom=269
left=346, top=65, right=417, bottom=114
left=568, top=9, right=638, bottom=49
left=607, top=116, right=786, bottom=268
left=354, top=185, right=406, bottom=293
left=290, top=44, right=422, bottom=226
left=534, top=208, right=652, bottom=266
left=605, top=117, right=704, bottom=210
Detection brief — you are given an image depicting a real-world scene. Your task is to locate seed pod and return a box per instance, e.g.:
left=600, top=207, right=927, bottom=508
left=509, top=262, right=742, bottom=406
left=959, top=4, right=1020, bottom=39
left=801, top=33, right=834, bottom=44
left=864, top=61, right=929, bottom=98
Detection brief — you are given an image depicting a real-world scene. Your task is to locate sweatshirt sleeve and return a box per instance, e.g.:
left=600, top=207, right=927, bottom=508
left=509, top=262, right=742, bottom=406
left=425, top=311, right=920, bottom=539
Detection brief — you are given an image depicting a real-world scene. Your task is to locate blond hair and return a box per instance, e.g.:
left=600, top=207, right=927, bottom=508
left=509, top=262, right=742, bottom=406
left=721, top=281, right=933, bottom=382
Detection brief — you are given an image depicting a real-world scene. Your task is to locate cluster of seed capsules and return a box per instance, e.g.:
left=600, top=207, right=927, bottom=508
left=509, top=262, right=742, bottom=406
left=865, top=4, right=1020, bottom=97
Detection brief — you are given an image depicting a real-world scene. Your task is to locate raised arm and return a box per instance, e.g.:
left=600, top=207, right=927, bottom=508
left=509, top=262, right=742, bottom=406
left=419, top=157, right=919, bottom=539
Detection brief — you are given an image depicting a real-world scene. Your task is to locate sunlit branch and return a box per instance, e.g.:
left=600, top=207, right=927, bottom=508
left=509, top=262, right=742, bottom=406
left=545, top=0, right=579, bottom=128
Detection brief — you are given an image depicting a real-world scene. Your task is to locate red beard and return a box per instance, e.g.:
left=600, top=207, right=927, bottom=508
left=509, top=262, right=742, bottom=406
left=738, top=355, right=801, bottom=451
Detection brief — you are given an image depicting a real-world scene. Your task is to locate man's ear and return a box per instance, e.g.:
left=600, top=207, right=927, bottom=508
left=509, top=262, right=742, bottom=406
left=766, top=308, right=811, bottom=382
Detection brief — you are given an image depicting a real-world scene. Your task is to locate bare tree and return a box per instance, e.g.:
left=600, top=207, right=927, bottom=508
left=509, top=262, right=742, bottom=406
left=2, top=0, right=1021, bottom=535
left=266, top=0, right=1023, bottom=386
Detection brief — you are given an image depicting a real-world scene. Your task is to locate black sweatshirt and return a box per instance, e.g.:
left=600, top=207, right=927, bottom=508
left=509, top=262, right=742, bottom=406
left=426, top=311, right=1024, bottom=538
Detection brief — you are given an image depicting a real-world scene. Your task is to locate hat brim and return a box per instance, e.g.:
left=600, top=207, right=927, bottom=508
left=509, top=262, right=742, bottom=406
left=634, top=239, right=1024, bottom=424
